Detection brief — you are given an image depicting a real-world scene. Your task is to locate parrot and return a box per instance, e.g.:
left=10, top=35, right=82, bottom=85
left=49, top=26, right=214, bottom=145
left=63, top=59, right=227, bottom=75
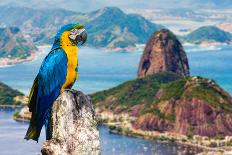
left=24, top=23, right=87, bottom=142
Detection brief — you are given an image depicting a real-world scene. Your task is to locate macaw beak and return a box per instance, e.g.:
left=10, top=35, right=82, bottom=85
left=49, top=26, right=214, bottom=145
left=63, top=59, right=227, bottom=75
left=75, top=29, right=87, bottom=45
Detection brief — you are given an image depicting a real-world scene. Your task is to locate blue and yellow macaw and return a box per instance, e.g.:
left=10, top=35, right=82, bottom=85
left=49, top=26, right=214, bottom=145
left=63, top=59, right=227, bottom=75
left=25, top=24, right=87, bottom=142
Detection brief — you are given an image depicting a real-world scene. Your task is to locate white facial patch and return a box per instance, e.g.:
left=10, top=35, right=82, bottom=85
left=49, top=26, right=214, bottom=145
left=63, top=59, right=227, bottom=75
left=69, top=28, right=85, bottom=40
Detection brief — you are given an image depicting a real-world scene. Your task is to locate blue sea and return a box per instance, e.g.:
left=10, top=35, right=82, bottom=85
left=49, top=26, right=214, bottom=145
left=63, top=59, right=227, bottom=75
left=0, top=45, right=232, bottom=155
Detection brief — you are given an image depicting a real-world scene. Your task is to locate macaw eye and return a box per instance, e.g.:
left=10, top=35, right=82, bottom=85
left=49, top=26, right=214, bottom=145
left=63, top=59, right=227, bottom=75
left=69, top=34, right=76, bottom=40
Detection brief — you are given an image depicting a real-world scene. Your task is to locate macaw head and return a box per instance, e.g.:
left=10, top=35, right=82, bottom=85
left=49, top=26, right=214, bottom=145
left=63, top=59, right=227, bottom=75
left=52, top=23, right=87, bottom=49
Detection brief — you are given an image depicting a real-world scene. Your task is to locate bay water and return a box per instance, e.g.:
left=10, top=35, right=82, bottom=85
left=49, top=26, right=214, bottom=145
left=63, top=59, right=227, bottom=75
left=0, top=45, right=231, bottom=155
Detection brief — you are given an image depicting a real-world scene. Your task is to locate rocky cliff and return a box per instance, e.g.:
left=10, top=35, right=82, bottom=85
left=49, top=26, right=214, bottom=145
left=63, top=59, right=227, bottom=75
left=42, top=90, right=100, bottom=155
left=137, top=29, right=189, bottom=78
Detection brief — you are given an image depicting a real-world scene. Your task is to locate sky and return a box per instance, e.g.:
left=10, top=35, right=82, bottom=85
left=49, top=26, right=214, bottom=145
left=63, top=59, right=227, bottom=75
left=1, top=0, right=232, bottom=12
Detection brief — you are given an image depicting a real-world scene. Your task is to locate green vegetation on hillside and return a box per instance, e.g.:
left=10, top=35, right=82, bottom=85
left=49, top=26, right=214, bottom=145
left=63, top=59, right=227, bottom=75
left=91, top=72, right=181, bottom=110
left=86, top=7, right=163, bottom=48
left=92, top=72, right=232, bottom=119
left=0, top=82, right=24, bottom=105
left=182, top=26, right=232, bottom=44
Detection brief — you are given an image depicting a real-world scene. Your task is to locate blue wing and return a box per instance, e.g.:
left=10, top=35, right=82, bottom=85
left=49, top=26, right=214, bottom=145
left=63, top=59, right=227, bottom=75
left=25, top=48, right=67, bottom=141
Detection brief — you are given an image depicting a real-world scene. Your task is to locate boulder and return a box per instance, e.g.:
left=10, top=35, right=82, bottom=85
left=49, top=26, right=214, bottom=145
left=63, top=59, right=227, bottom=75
left=41, top=90, right=100, bottom=155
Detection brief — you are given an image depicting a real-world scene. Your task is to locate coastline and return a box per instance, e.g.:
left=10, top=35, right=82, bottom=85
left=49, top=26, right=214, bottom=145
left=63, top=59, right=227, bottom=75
left=0, top=52, right=38, bottom=67
left=183, top=41, right=231, bottom=48
left=13, top=106, right=232, bottom=152
left=107, top=124, right=223, bottom=152
left=199, top=41, right=231, bottom=48
left=96, top=110, right=232, bottom=153
left=1, top=44, right=138, bottom=67
left=11, top=110, right=215, bottom=150
left=0, top=45, right=50, bottom=68
left=108, top=127, right=221, bottom=153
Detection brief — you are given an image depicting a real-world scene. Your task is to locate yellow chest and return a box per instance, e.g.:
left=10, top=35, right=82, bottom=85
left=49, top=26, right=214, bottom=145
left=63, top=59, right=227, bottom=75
left=60, top=32, right=78, bottom=92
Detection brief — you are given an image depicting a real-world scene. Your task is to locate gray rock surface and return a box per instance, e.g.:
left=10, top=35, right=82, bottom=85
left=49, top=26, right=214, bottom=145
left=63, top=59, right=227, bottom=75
left=41, top=90, right=100, bottom=155
left=137, top=29, right=190, bottom=78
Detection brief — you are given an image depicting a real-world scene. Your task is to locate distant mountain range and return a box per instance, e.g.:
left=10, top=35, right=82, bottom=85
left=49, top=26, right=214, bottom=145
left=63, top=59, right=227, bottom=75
left=182, top=26, right=232, bottom=44
left=85, top=7, right=163, bottom=49
left=0, top=27, right=37, bottom=59
left=1, top=5, right=231, bottom=50
left=0, top=6, right=163, bottom=49
left=0, top=5, right=231, bottom=52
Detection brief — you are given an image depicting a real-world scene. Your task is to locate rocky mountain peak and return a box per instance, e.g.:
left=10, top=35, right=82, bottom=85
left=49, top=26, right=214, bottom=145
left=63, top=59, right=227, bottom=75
left=137, top=29, right=190, bottom=78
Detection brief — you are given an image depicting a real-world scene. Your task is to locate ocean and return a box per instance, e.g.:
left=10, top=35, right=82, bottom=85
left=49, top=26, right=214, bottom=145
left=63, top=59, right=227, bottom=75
left=0, top=44, right=231, bottom=155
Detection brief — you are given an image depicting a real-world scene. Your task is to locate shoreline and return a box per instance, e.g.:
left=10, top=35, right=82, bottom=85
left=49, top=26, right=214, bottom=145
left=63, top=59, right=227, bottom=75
left=12, top=107, right=232, bottom=154
left=12, top=114, right=222, bottom=153
left=96, top=110, right=232, bottom=154
left=0, top=45, right=49, bottom=68
left=183, top=41, right=232, bottom=48
left=108, top=129, right=223, bottom=154
left=0, top=51, right=39, bottom=67
left=104, top=122, right=220, bottom=152
left=103, top=122, right=231, bottom=154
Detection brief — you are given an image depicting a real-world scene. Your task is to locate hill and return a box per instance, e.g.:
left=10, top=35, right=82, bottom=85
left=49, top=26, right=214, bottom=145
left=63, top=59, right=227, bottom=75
left=85, top=7, right=163, bottom=49
left=0, top=27, right=37, bottom=59
left=0, top=6, right=163, bottom=49
left=182, top=26, right=232, bottom=44
left=92, top=72, right=232, bottom=138
left=0, top=82, right=25, bottom=106
left=91, top=29, right=232, bottom=139
left=0, top=6, right=80, bottom=44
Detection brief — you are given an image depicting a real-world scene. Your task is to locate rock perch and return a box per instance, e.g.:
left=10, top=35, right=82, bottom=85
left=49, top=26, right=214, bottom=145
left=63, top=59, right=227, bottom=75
left=41, top=90, right=100, bottom=155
